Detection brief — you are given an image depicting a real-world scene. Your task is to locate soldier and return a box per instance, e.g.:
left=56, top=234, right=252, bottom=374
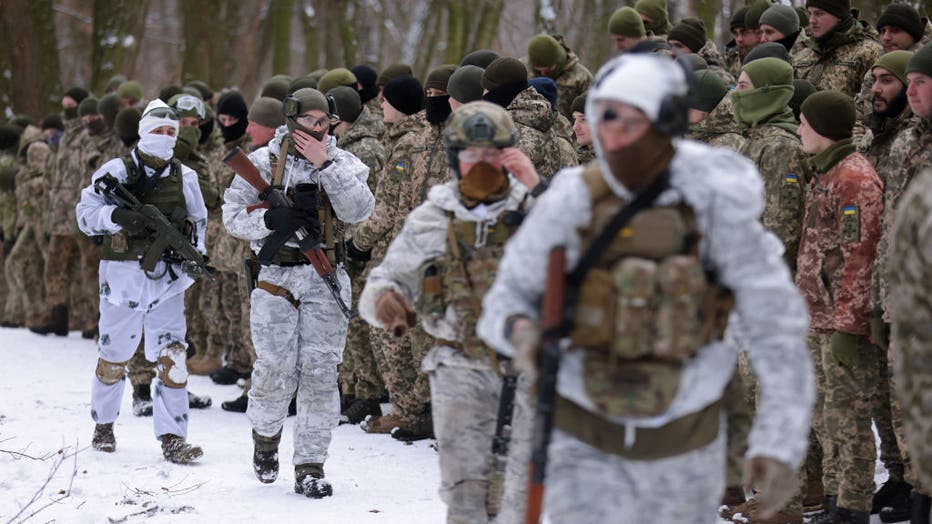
left=350, top=65, right=381, bottom=120
left=317, top=68, right=357, bottom=96
left=360, top=101, right=541, bottom=524
left=608, top=6, right=647, bottom=53
left=40, top=114, right=64, bottom=151
left=886, top=167, right=932, bottom=524
left=244, top=97, right=285, bottom=151
left=793, top=0, right=882, bottom=98
left=724, top=7, right=758, bottom=81
left=326, top=85, right=388, bottom=424
left=668, top=19, right=735, bottom=86
left=477, top=52, right=813, bottom=524
left=345, top=75, right=434, bottom=438
left=634, top=0, right=672, bottom=37
left=794, top=91, right=883, bottom=524
left=528, top=77, right=579, bottom=168
left=117, top=80, right=143, bottom=108
left=759, top=4, right=803, bottom=56
left=222, top=87, right=373, bottom=496
left=571, top=94, right=595, bottom=164
left=0, top=125, right=20, bottom=326
left=524, top=34, right=593, bottom=119
left=374, top=63, right=414, bottom=123
left=447, top=65, right=485, bottom=110
left=685, top=70, right=746, bottom=152
left=77, top=99, right=207, bottom=464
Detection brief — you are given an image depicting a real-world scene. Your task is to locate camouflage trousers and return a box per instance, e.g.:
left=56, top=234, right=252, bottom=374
left=369, top=322, right=431, bottom=424
left=890, top=322, right=932, bottom=495
left=224, top=270, right=255, bottom=374
left=44, top=234, right=96, bottom=326
left=543, top=426, right=726, bottom=524
left=127, top=337, right=154, bottom=387
left=812, top=332, right=880, bottom=512
left=185, top=281, right=206, bottom=353
left=247, top=264, right=349, bottom=465
left=870, top=341, right=905, bottom=483
left=73, top=236, right=100, bottom=331
left=339, top=271, right=383, bottom=400
left=4, top=225, right=46, bottom=326
left=196, top=270, right=242, bottom=361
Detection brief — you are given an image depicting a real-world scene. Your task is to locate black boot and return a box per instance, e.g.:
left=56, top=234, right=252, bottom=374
left=912, top=491, right=931, bottom=524
left=253, top=429, right=281, bottom=483
left=92, top=423, right=115, bottom=452
left=810, top=495, right=838, bottom=524
left=391, top=403, right=434, bottom=443
left=221, top=393, right=248, bottom=413
left=340, top=393, right=356, bottom=412
left=29, top=304, right=68, bottom=336
left=340, top=398, right=382, bottom=425
left=187, top=391, right=212, bottom=409
left=132, top=384, right=153, bottom=417
left=294, top=463, right=332, bottom=498
left=874, top=479, right=912, bottom=515
left=833, top=507, right=869, bottom=524
left=209, top=366, right=250, bottom=385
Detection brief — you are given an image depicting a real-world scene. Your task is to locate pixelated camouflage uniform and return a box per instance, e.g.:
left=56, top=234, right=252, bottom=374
left=508, top=88, right=564, bottom=179
left=576, top=144, right=595, bottom=165
left=685, top=111, right=747, bottom=152
left=698, top=40, right=736, bottom=86
left=795, top=142, right=883, bottom=513
left=522, top=35, right=593, bottom=119
left=722, top=42, right=745, bottom=83
left=551, top=113, right=580, bottom=168
left=853, top=21, right=931, bottom=119
left=887, top=167, right=932, bottom=495
left=0, top=153, right=18, bottom=322
left=793, top=19, right=883, bottom=98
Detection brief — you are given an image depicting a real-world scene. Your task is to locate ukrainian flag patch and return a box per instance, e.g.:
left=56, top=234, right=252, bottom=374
left=784, top=174, right=798, bottom=183
left=843, top=205, right=857, bottom=215
left=394, top=162, right=406, bottom=172
left=841, top=205, right=860, bottom=242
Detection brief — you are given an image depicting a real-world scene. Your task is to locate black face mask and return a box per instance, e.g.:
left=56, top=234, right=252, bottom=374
left=482, top=81, right=528, bottom=110
left=425, top=96, right=452, bottom=124
left=63, top=107, right=78, bottom=120
left=198, top=118, right=215, bottom=145
left=87, top=118, right=107, bottom=136
left=220, top=118, right=248, bottom=143
left=358, top=85, right=378, bottom=105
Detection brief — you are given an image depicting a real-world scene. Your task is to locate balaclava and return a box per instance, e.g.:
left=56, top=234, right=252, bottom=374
left=425, top=65, right=457, bottom=124
left=217, top=91, right=249, bottom=143
left=351, top=65, right=379, bottom=104
left=481, top=57, right=529, bottom=109
left=137, top=99, right=179, bottom=164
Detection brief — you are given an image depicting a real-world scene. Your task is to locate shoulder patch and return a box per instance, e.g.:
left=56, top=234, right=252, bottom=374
left=394, top=161, right=406, bottom=172
left=841, top=204, right=860, bottom=243
left=784, top=174, right=798, bottom=184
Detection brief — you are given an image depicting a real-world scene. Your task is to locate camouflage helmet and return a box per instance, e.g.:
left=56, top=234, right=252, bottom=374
left=443, top=101, right=517, bottom=151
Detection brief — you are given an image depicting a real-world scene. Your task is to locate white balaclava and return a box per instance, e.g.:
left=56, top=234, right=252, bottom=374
left=137, top=99, right=179, bottom=160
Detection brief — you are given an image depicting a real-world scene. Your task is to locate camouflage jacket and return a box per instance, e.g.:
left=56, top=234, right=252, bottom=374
left=739, top=123, right=811, bottom=268
left=191, top=130, right=223, bottom=211
left=686, top=112, right=747, bottom=153
left=722, top=41, right=744, bottom=83
left=523, top=37, right=593, bottom=119
left=698, top=40, right=736, bottom=86
left=14, top=128, right=51, bottom=232
left=353, top=110, right=430, bottom=263
left=83, top=129, right=127, bottom=187
left=858, top=107, right=913, bottom=173
left=207, top=132, right=251, bottom=273
left=47, top=119, right=90, bottom=236
left=793, top=20, right=882, bottom=98
left=795, top=146, right=882, bottom=335
left=873, top=116, right=932, bottom=320
left=407, top=122, right=451, bottom=207
left=552, top=112, right=579, bottom=168
left=337, top=106, right=387, bottom=196
left=0, top=154, right=17, bottom=243
left=576, top=144, right=595, bottom=164
left=854, top=22, right=932, bottom=120
left=508, top=88, right=564, bottom=179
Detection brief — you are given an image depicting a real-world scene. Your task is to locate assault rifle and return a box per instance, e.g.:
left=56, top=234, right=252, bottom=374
left=94, top=173, right=213, bottom=279
left=223, top=147, right=354, bottom=319
left=487, top=365, right=518, bottom=518
left=525, top=246, right=566, bottom=524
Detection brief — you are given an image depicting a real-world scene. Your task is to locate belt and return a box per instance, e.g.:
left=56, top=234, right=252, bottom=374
left=257, top=280, right=300, bottom=308
left=554, top=395, right=721, bottom=460
left=270, top=247, right=312, bottom=267
left=435, top=338, right=464, bottom=350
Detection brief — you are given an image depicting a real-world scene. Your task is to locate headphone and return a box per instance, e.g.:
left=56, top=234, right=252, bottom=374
left=281, top=93, right=339, bottom=120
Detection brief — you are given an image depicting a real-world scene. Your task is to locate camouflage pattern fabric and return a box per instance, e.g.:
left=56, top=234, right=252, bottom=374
left=367, top=323, right=430, bottom=425
left=576, top=144, right=595, bottom=164
left=722, top=43, right=745, bottom=83
left=507, top=88, right=564, bottom=179
left=226, top=269, right=256, bottom=374
left=522, top=38, right=593, bottom=119
left=337, top=105, right=387, bottom=196
left=0, top=154, right=17, bottom=319
left=793, top=21, right=883, bottom=98
left=47, top=119, right=90, bottom=235
left=698, top=40, right=736, bottom=86
left=685, top=113, right=747, bottom=153
left=888, top=168, right=932, bottom=493
left=551, top=113, right=580, bottom=168
left=869, top=343, right=906, bottom=482
left=853, top=24, right=932, bottom=119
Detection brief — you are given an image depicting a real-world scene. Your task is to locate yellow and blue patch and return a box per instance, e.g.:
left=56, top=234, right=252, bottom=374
left=394, top=162, right=406, bottom=172
left=784, top=174, right=798, bottom=183
left=843, top=205, right=857, bottom=215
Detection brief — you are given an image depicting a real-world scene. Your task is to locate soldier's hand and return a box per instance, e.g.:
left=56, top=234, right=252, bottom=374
left=830, top=330, right=860, bottom=368
left=345, top=239, right=371, bottom=278
left=743, top=456, right=798, bottom=518
left=501, top=148, right=540, bottom=190
left=111, top=208, right=148, bottom=234
left=293, top=129, right=329, bottom=168
left=870, top=311, right=890, bottom=350
left=375, top=290, right=416, bottom=337
left=510, top=317, right=541, bottom=379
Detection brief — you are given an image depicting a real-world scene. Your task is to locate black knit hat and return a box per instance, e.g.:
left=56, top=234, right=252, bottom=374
left=351, top=64, right=379, bottom=103
left=64, top=86, right=89, bottom=104
left=481, top=57, right=528, bottom=92
left=801, top=90, right=856, bottom=140
left=571, top=93, right=587, bottom=114
left=805, top=0, right=850, bottom=21
left=877, top=4, right=925, bottom=43
left=460, top=49, right=500, bottom=68
left=218, top=90, right=248, bottom=120
left=40, top=114, right=64, bottom=131
left=382, top=75, right=424, bottom=116
left=0, top=125, right=21, bottom=151
left=668, top=18, right=707, bottom=53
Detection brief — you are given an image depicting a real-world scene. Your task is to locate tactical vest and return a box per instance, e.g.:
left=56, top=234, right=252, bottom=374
left=416, top=209, right=523, bottom=362
left=570, top=165, right=733, bottom=418
left=101, top=157, right=188, bottom=262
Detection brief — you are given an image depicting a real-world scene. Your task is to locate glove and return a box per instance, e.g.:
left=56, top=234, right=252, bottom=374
left=870, top=311, right=890, bottom=350
left=292, top=183, right=319, bottom=211
left=375, top=290, right=417, bottom=337
left=345, top=239, right=371, bottom=277
left=111, top=208, right=148, bottom=234
left=510, top=318, right=541, bottom=380
left=263, top=207, right=319, bottom=233
left=830, top=330, right=860, bottom=368
left=743, top=456, right=799, bottom=519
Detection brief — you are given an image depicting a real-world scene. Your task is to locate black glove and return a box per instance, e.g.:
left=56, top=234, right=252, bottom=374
left=345, top=239, right=371, bottom=277
left=111, top=208, right=148, bottom=234
left=292, top=183, right=319, bottom=211
left=263, top=206, right=320, bottom=233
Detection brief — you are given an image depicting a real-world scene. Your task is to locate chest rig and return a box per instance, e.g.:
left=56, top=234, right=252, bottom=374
left=569, top=165, right=733, bottom=418
left=267, top=139, right=345, bottom=266
left=416, top=207, right=525, bottom=362
left=101, top=156, right=188, bottom=262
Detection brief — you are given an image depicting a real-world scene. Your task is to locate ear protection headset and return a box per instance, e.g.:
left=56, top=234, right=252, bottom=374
left=281, top=93, right=339, bottom=119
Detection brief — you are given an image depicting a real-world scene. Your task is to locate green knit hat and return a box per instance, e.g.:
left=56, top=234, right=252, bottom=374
left=805, top=0, right=850, bottom=21
left=528, top=34, right=568, bottom=69
left=78, top=97, right=99, bottom=117
left=186, top=80, right=213, bottom=101
left=447, top=65, right=485, bottom=103
left=98, top=93, right=123, bottom=129
left=117, top=80, right=142, bottom=101
left=743, top=57, right=794, bottom=88
left=609, top=7, right=646, bottom=38
left=377, top=64, right=413, bottom=88
left=681, top=53, right=709, bottom=71
left=571, top=93, right=587, bottom=115
left=288, top=76, right=319, bottom=94
left=745, top=0, right=775, bottom=30
left=730, top=7, right=750, bottom=31
left=635, top=0, right=672, bottom=35
left=481, top=57, right=528, bottom=91
left=425, top=64, right=457, bottom=91
left=317, top=68, right=357, bottom=95
left=692, top=70, right=727, bottom=113
left=801, top=90, right=856, bottom=140
left=759, top=4, right=800, bottom=37
left=874, top=50, right=915, bottom=86
left=327, top=86, right=363, bottom=123
left=795, top=6, right=810, bottom=27
left=668, top=18, right=707, bottom=53
left=307, top=69, right=328, bottom=87
left=260, top=78, right=290, bottom=101
left=790, top=79, right=817, bottom=118
left=905, top=42, right=932, bottom=77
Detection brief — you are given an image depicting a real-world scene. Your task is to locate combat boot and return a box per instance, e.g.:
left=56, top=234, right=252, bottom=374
left=209, top=366, right=250, bottom=385
left=340, top=393, right=356, bottom=412
left=81, top=325, right=98, bottom=340
left=721, top=485, right=746, bottom=507
left=294, top=463, right=333, bottom=498
left=874, top=479, right=912, bottom=520
left=804, top=476, right=826, bottom=512
left=809, top=496, right=838, bottom=524
left=361, top=412, right=406, bottom=434
left=725, top=497, right=803, bottom=523
left=29, top=304, right=68, bottom=336
left=909, top=491, right=931, bottom=524
left=391, top=404, right=434, bottom=442
left=132, top=384, right=153, bottom=417
left=221, top=393, right=248, bottom=413
left=253, top=429, right=281, bottom=483
left=340, top=398, right=382, bottom=425
left=187, top=391, right=212, bottom=409
left=187, top=355, right=222, bottom=376
left=160, top=434, right=203, bottom=464
left=92, top=423, right=115, bottom=452
left=832, top=507, right=868, bottom=524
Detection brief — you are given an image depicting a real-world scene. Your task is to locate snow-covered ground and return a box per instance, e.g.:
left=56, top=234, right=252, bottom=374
left=0, top=327, right=903, bottom=523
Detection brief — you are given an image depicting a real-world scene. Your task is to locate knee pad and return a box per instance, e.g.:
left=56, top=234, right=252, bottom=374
left=157, top=342, right=189, bottom=388
left=96, top=358, right=128, bottom=385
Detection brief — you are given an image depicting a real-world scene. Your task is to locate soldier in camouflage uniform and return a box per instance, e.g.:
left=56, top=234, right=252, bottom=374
left=686, top=70, right=746, bottom=152
left=0, top=125, right=22, bottom=326
left=571, top=94, right=595, bottom=164
left=887, top=167, right=932, bottom=523
left=634, top=0, right=672, bottom=38
left=361, top=101, right=543, bottom=524
left=794, top=91, right=883, bottom=523
left=523, top=34, right=593, bottom=119
left=723, top=7, right=757, bottom=81
left=327, top=85, right=387, bottom=423
left=347, top=76, right=434, bottom=436
left=759, top=4, right=806, bottom=63
left=668, top=19, right=735, bottom=86
left=608, top=6, right=647, bottom=54
left=528, top=77, right=579, bottom=169
left=350, top=65, right=382, bottom=125
left=223, top=87, right=373, bottom=496
left=792, top=0, right=882, bottom=98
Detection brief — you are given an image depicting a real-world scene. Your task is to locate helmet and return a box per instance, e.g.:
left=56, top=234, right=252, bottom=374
left=443, top=101, right=517, bottom=150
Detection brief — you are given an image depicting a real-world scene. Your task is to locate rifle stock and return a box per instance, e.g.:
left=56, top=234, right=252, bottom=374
left=525, top=246, right=567, bottom=524
left=223, top=147, right=355, bottom=319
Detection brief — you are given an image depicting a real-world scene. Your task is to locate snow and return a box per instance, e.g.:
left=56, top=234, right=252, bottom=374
left=0, top=327, right=906, bottom=523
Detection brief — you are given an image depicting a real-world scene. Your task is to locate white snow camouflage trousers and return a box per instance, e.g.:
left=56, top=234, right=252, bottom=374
left=247, top=263, right=350, bottom=466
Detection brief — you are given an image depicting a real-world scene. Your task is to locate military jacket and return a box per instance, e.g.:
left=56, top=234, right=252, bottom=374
left=14, top=131, right=51, bottom=232
left=47, top=119, right=90, bottom=235
left=523, top=38, right=593, bottom=119
left=698, top=40, right=736, bottom=86
left=508, top=88, right=564, bottom=179
left=0, top=154, right=17, bottom=243
left=793, top=21, right=882, bottom=97
left=337, top=105, right=387, bottom=196
left=686, top=115, right=746, bottom=153
left=206, top=132, right=251, bottom=273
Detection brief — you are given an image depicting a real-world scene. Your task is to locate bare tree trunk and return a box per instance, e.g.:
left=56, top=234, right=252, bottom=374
left=302, top=0, right=319, bottom=73
left=2, top=0, right=62, bottom=121
left=337, top=0, right=359, bottom=67
left=0, top=4, right=12, bottom=119
left=413, top=1, right=443, bottom=77
left=90, top=0, right=149, bottom=93
left=471, top=0, right=505, bottom=51
left=238, top=0, right=276, bottom=95
left=272, top=0, right=295, bottom=74
left=444, top=0, right=466, bottom=64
